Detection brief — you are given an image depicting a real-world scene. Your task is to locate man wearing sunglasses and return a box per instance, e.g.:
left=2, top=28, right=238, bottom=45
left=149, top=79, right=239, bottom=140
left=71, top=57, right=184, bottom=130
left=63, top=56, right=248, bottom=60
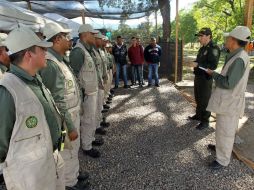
left=41, top=22, right=89, bottom=190
left=0, top=33, right=10, bottom=80
left=189, top=28, right=220, bottom=130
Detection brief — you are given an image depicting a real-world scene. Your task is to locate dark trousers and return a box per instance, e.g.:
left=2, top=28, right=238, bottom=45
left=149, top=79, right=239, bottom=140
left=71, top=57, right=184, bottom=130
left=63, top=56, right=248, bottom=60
left=194, top=75, right=212, bottom=123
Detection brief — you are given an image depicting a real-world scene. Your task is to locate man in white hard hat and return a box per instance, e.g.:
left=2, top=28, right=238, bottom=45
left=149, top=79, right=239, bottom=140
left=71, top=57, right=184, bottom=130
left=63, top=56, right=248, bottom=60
left=0, top=33, right=10, bottom=79
left=41, top=22, right=89, bottom=190
left=69, top=24, right=102, bottom=158
left=205, top=26, right=251, bottom=170
left=0, top=27, right=65, bottom=190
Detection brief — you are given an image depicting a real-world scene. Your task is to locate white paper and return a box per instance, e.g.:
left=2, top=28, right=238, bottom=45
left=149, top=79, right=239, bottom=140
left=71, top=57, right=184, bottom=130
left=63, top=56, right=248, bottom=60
left=199, top=66, right=208, bottom=72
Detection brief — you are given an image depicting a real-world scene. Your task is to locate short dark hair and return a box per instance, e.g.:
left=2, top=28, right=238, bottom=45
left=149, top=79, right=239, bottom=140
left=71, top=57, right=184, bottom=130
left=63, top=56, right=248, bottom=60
left=117, top=36, right=122, bottom=39
left=48, top=33, right=64, bottom=43
left=151, top=37, right=156, bottom=41
left=236, top=39, right=248, bottom=47
left=131, top=37, right=136, bottom=40
left=10, top=46, right=36, bottom=65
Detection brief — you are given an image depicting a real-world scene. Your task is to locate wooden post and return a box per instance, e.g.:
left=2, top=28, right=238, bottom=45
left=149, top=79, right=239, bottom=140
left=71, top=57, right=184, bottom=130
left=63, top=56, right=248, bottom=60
left=155, top=10, right=158, bottom=39
left=244, top=0, right=254, bottom=29
left=26, top=0, right=32, bottom=10
left=81, top=10, right=85, bottom=24
left=174, top=0, right=179, bottom=83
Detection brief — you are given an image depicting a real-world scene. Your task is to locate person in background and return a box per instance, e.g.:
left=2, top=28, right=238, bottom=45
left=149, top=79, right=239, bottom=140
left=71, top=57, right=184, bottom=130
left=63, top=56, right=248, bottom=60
left=144, top=37, right=161, bottom=87
left=0, top=33, right=10, bottom=80
left=136, top=37, right=145, bottom=85
left=188, top=28, right=220, bottom=130
left=205, top=26, right=251, bottom=170
left=112, top=36, right=129, bottom=89
left=128, top=37, right=144, bottom=87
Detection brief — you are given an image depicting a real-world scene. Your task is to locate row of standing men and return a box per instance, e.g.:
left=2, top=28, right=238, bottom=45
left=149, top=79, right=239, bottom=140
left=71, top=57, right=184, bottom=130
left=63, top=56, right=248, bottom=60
left=0, top=23, right=116, bottom=190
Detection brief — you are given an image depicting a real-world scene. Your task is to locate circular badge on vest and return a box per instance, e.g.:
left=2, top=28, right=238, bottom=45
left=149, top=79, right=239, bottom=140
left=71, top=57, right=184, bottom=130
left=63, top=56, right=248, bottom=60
left=88, top=62, right=93, bottom=68
left=67, top=80, right=73, bottom=88
left=26, top=116, right=38, bottom=128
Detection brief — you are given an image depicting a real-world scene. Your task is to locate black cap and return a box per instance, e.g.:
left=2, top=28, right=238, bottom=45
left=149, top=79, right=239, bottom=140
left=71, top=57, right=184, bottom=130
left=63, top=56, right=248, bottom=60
left=195, top=27, right=212, bottom=36
left=117, top=35, right=122, bottom=39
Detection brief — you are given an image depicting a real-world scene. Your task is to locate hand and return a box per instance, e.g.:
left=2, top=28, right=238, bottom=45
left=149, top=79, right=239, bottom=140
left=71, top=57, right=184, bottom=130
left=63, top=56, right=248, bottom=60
left=192, top=62, right=198, bottom=68
left=206, top=69, right=214, bottom=75
left=68, top=129, right=78, bottom=141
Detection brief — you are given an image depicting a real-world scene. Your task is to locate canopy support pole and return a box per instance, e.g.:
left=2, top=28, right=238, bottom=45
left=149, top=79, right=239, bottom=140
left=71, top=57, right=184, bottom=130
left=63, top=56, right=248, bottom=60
left=81, top=10, right=85, bottom=24
left=174, top=0, right=179, bottom=83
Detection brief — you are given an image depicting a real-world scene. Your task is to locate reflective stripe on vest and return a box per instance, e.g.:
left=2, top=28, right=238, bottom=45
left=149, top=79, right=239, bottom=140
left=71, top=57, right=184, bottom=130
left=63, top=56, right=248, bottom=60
left=46, top=52, right=81, bottom=113
left=74, top=42, right=98, bottom=95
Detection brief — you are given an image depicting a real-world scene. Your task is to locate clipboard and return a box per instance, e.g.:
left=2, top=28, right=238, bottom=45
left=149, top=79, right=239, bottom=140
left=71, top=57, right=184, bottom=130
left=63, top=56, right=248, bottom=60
left=198, top=66, right=208, bottom=72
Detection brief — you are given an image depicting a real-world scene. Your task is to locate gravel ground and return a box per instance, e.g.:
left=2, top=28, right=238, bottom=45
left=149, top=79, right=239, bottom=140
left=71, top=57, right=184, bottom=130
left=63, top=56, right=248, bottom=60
left=80, top=79, right=254, bottom=190
left=1, top=79, right=253, bottom=190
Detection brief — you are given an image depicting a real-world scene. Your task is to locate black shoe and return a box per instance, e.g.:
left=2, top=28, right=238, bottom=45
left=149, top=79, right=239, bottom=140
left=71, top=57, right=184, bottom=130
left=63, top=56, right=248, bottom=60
left=113, top=86, right=118, bottom=89
left=78, top=171, right=89, bottom=181
left=196, top=122, right=209, bottom=130
left=207, top=144, right=216, bottom=152
left=209, top=160, right=224, bottom=170
left=155, top=84, right=160, bottom=87
left=0, top=174, right=4, bottom=184
left=101, top=121, right=110, bottom=128
left=106, top=100, right=112, bottom=104
left=101, top=109, right=109, bottom=113
left=108, top=96, right=113, bottom=101
left=66, top=179, right=90, bottom=190
left=103, top=104, right=110, bottom=109
left=188, top=115, right=200, bottom=121
left=124, top=85, right=130, bottom=89
left=92, top=137, right=104, bottom=146
left=84, top=148, right=101, bottom=158
left=139, top=84, right=143, bottom=88
left=95, top=128, right=106, bottom=135
left=110, top=89, right=115, bottom=94
left=147, top=84, right=152, bottom=87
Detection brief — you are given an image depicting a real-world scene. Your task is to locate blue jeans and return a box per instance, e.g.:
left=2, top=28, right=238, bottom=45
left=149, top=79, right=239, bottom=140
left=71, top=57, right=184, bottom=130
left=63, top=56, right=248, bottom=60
left=115, top=63, right=128, bottom=86
left=148, top=63, right=159, bottom=85
left=131, top=65, right=143, bottom=85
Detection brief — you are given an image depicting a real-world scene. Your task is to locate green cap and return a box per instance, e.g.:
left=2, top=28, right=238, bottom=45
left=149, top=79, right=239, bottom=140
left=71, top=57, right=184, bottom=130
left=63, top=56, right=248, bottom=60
left=3, top=27, right=52, bottom=55
left=43, top=22, right=72, bottom=40
left=78, top=24, right=99, bottom=34
left=0, top=33, right=8, bottom=47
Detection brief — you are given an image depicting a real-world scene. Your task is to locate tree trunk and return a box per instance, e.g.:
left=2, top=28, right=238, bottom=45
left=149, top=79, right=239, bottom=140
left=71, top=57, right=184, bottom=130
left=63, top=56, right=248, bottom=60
left=158, top=0, right=171, bottom=42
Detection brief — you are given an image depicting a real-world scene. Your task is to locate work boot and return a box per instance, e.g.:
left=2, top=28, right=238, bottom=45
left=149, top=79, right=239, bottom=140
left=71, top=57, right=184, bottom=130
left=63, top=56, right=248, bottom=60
left=101, top=121, right=110, bottom=128
left=101, top=109, right=109, bottom=113
left=110, top=89, right=115, bottom=94
left=92, top=137, right=104, bottom=146
left=66, top=179, right=90, bottom=190
left=78, top=171, right=89, bottom=181
left=103, top=104, right=110, bottom=109
left=124, top=85, right=131, bottom=89
left=106, top=100, right=112, bottom=104
left=108, top=96, right=113, bottom=100
left=208, top=160, right=224, bottom=170
left=84, top=148, right=101, bottom=158
left=95, top=127, right=106, bottom=135
left=207, top=144, right=216, bottom=152
left=188, top=115, right=200, bottom=121
left=196, top=122, right=209, bottom=130
left=139, top=84, right=143, bottom=88
left=155, top=84, right=160, bottom=87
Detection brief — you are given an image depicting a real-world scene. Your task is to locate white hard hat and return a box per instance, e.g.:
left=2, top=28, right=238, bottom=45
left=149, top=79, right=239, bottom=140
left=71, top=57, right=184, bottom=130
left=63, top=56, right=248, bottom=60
left=43, top=22, right=72, bottom=40
left=78, top=24, right=99, bottom=34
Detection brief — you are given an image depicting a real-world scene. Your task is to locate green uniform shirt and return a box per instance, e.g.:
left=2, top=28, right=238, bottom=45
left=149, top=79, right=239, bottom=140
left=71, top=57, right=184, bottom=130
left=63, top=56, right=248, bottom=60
left=0, top=62, right=7, bottom=74
left=40, top=48, right=75, bottom=133
left=194, top=40, right=220, bottom=79
left=0, top=64, right=61, bottom=162
left=69, top=41, right=93, bottom=78
left=212, top=48, right=245, bottom=89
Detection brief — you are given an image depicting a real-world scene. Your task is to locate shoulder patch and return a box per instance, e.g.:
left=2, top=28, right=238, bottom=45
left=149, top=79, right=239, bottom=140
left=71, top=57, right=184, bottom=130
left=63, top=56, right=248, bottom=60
left=26, top=116, right=38, bottom=128
left=212, top=48, right=219, bottom=57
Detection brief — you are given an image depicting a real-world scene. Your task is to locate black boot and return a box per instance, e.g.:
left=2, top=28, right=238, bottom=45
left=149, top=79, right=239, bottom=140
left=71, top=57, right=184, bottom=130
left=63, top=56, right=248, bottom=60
left=196, top=122, right=209, bottom=130
left=84, top=148, right=101, bottom=158
left=95, top=127, right=106, bottom=135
